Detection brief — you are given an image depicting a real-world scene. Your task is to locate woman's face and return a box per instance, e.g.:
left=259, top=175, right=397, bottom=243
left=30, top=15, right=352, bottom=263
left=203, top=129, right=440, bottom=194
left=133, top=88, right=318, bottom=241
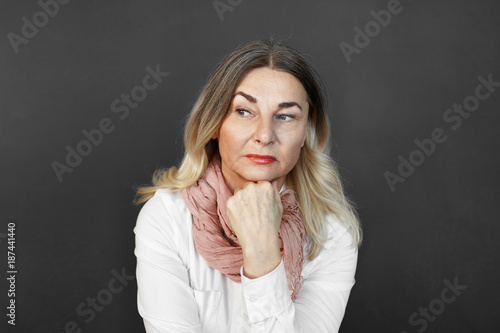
left=213, top=67, right=309, bottom=193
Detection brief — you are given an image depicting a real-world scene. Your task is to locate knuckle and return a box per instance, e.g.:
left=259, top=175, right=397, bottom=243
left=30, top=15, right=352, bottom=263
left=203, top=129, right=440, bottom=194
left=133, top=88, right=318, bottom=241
left=244, top=182, right=254, bottom=189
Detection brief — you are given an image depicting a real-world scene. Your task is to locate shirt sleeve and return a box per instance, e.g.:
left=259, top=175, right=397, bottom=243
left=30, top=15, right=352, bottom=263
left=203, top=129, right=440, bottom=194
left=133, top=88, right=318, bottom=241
left=240, top=221, right=358, bottom=333
left=134, top=193, right=203, bottom=333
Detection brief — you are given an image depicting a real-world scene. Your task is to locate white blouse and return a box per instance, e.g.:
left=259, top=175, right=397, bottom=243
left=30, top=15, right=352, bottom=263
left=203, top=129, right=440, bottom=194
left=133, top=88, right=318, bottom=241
left=134, top=188, right=358, bottom=333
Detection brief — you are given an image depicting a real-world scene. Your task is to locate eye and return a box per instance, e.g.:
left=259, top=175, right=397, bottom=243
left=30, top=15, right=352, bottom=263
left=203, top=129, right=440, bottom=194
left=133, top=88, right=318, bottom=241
left=236, top=108, right=251, bottom=116
left=276, top=114, right=295, bottom=121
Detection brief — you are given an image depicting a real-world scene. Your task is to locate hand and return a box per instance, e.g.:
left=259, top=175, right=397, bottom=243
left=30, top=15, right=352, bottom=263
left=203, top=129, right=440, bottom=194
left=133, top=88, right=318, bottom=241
left=226, top=180, right=283, bottom=279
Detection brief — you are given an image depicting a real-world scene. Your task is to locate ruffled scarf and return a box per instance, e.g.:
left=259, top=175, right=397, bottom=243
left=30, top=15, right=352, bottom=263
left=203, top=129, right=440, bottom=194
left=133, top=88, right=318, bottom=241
left=180, top=158, right=307, bottom=300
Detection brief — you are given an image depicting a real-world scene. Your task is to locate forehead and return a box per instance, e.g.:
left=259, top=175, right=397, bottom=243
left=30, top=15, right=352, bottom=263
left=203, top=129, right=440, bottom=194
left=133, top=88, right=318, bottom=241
left=233, top=67, right=308, bottom=103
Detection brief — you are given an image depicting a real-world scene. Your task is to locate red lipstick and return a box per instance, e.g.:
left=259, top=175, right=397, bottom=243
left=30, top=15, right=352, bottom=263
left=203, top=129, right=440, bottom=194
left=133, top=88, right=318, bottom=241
left=246, top=154, right=277, bottom=164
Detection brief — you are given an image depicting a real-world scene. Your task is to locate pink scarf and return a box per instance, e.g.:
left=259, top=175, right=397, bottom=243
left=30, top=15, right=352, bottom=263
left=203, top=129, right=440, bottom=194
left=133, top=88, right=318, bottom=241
left=180, top=158, right=307, bottom=300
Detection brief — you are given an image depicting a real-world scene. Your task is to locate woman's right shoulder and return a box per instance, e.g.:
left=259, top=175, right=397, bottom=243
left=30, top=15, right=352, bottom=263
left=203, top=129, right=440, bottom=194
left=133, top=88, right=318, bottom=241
left=134, top=188, right=192, bottom=241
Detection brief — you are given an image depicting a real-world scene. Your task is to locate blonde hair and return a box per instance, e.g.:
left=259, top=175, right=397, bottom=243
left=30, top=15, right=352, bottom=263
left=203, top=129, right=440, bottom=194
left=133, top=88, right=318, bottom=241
left=135, top=40, right=361, bottom=260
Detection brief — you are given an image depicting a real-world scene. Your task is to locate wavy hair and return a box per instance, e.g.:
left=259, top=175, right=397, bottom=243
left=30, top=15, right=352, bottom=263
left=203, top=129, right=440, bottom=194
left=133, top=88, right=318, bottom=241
left=135, top=40, right=361, bottom=259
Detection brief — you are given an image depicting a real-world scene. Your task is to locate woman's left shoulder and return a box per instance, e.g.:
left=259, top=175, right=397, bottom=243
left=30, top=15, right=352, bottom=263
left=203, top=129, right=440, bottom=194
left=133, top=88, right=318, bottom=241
left=301, top=214, right=358, bottom=277
left=322, top=214, right=357, bottom=252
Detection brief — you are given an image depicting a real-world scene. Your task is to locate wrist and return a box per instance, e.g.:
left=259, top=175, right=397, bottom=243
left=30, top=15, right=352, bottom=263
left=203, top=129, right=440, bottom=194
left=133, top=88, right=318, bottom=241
left=242, top=239, right=281, bottom=279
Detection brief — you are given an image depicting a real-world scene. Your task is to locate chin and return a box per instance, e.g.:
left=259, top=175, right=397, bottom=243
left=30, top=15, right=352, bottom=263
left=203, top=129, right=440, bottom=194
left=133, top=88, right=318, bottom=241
left=242, top=170, right=281, bottom=183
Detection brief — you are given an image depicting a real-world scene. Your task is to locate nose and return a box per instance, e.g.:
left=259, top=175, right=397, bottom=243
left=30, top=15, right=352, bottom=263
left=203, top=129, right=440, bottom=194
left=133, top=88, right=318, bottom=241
left=253, top=116, right=276, bottom=145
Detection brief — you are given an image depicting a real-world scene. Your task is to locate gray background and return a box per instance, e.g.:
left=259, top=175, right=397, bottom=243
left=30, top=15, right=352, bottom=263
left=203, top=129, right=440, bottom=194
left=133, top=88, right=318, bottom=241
left=1, top=0, right=499, bottom=332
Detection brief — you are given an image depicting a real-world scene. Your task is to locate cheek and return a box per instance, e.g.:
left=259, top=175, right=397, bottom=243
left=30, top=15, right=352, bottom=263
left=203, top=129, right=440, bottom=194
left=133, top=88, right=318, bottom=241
left=281, top=129, right=307, bottom=162
left=218, top=124, right=241, bottom=158
left=218, top=133, right=230, bottom=158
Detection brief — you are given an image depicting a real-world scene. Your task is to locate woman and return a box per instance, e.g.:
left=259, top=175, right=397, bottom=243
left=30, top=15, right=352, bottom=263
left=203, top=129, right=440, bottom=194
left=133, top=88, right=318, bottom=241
left=134, top=40, right=362, bottom=332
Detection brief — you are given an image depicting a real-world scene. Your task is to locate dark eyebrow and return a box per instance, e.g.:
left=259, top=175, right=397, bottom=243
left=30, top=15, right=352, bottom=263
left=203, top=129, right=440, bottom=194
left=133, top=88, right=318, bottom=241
left=233, top=91, right=303, bottom=111
left=233, top=91, right=257, bottom=103
left=278, top=101, right=302, bottom=111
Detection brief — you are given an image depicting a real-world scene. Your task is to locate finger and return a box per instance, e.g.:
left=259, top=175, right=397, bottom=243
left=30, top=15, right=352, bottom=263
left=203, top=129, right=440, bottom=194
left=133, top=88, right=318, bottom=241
left=272, top=180, right=279, bottom=192
left=243, top=181, right=257, bottom=189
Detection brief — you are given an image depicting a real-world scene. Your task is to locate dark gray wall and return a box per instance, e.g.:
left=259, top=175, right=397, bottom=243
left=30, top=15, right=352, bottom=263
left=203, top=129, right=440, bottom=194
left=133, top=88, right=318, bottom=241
left=1, top=0, right=499, bottom=332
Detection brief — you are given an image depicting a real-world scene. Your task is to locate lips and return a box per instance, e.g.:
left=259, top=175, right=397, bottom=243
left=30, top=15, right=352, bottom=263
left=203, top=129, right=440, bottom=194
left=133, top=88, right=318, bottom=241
left=245, top=154, right=277, bottom=164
